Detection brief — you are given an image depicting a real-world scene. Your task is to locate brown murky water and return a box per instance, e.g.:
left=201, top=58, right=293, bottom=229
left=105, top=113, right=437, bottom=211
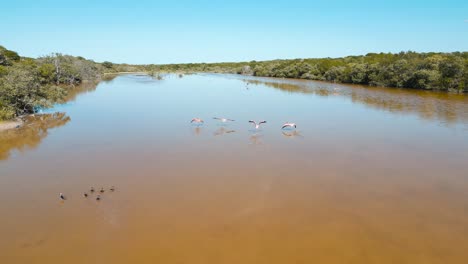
left=1, top=74, right=468, bottom=264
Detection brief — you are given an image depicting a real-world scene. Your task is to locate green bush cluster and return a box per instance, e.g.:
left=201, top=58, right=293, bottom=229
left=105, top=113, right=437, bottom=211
left=0, top=46, right=103, bottom=120
left=0, top=46, right=20, bottom=66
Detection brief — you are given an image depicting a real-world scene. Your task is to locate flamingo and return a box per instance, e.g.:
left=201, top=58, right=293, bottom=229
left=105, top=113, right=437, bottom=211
left=96, top=195, right=101, bottom=201
left=213, top=117, right=235, bottom=123
left=281, top=122, right=297, bottom=129
left=110, top=186, right=115, bottom=192
left=190, top=118, right=204, bottom=124
left=249, top=120, right=267, bottom=129
left=100, top=187, right=105, bottom=193
left=90, top=187, right=95, bottom=193
left=83, top=193, right=88, bottom=198
left=59, top=193, right=66, bottom=200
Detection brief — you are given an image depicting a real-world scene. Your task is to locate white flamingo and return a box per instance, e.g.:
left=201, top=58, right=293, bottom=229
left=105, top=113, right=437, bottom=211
left=281, top=122, right=297, bottom=129
left=213, top=117, right=235, bottom=123
left=249, top=120, right=267, bottom=129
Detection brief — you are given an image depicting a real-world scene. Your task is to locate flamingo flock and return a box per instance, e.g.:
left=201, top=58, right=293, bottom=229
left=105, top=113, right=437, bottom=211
left=191, top=117, right=297, bottom=131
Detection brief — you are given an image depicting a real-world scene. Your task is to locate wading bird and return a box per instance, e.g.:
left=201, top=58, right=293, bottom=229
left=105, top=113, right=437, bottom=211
left=249, top=120, right=267, bottom=130
left=83, top=193, right=88, bottom=198
left=213, top=117, right=235, bottom=123
left=190, top=118, right=204, bottom=124
left=96, top=195, right=101, bottom=201
left=59, top=193, right=66, bottom=200
left=110, top=186, right=115, bottom=192
left=100, top=187, right=105, bottom=193
left=90, top=187, right=95, bottom=193
left=281, top=122, right=297, bottom=129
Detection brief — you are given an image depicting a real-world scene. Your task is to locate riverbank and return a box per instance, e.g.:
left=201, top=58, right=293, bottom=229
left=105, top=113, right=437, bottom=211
left=103, top=71, right=148, bottom=75
left=0, top=119, right=22, bottom=132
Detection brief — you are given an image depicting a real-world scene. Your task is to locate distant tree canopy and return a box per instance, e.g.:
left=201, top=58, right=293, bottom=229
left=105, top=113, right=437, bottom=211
left=102, top=61, right=113, bottom=69
left=157, top=52, right=468, bottom=92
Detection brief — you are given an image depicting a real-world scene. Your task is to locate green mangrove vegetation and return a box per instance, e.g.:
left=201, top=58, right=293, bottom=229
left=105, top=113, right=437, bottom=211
left=0, top=46, right=100, bottom=120
left=0, top=45, right=151, bottom=121
left=2, top=45, right=467, bottom=121
left=156, top=52, right=468, bottom=93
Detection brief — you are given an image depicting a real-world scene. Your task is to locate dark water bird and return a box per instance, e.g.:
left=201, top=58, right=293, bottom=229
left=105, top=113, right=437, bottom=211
left=190, top=118, right=204, bottom=124
left=213, top=117, right=235, bottom=123
left=110, top=186, right=115, bottom=192
left=249, top=120, right=267, bottom=130
left=100, top=187, right=105, bottom=193
left=83, top=193, right=88, bottom=198
left=59, top=193, right=66, bottom=200
left=90, top=187, right=95, bottom=193
left=281, top=122, right=297, bottom=129
left=96, top=195, right=101, bottom=201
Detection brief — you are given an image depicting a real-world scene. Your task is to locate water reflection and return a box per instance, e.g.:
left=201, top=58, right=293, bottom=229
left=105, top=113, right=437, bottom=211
left=64, top=74, right=119, bottom=103
left=63, top=81, right=99, bottom=102
left=281, top=130, right=303, bottom=139
left=0, top=113, right=70, bottom=160
left=249, top=132, right=264, bottom=145
left=0, top=78, right=109, bottom=160
left=191, top=126, right=203, bottom=136
left=213, top=127, right=236, bottom=136
left=240, top=77, right=468, bottom=125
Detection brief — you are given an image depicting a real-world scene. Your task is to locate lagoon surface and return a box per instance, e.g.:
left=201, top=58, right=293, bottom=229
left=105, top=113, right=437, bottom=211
left=1, top=74, right=468, bottom=264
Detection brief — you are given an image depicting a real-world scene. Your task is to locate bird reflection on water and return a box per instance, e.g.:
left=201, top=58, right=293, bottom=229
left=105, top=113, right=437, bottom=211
left=281, top=130, right=303, bottom=139
left=213, top=127, right=236, bottom=136
left=249, top=132, right=264, bottom=145
left=191, top=126, right=202, bottom=136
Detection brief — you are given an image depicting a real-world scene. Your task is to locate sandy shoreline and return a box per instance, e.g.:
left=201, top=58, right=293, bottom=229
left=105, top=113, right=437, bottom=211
left=0, top=118, right=23, bottom=132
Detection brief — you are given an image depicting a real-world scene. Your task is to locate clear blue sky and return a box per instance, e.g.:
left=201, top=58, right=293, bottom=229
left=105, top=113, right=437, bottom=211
left=1, top=0, right=467, bottom=64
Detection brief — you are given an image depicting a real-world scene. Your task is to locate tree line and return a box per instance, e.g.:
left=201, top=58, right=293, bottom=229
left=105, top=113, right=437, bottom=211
left=2, top=46, right=467, bottom=121
left=155, top=51, right=468, bottom=93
